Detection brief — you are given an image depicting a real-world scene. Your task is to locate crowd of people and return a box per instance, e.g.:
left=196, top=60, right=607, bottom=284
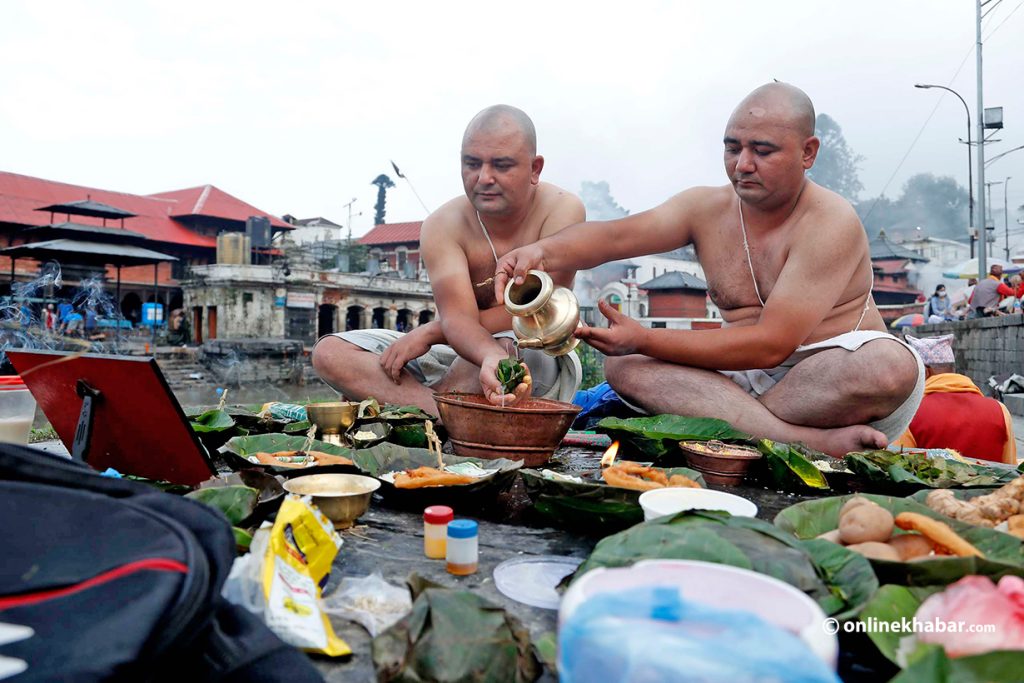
left=15, top=301, right=89, bottom=336
left=924, top=264, right=1024, bottom=323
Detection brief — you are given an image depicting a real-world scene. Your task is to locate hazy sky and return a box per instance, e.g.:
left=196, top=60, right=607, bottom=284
left=2, top=0, right=1022, bottom=240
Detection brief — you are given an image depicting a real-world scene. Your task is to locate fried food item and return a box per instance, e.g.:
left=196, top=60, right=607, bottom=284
left=894, top=512, right=985, bottom=558
left=251, top=450, right=353, bottom=469
left=1007, top=514, right=1024, bottom=540
left=393, top=466, right=475, bottom=489
left=667, top=474, right=702, bottom=489
left=846, top=541, right=901, bottom=561
left=888, top=534, right=935, bottom=561
left=926, top=480, right=1024, bottom=527
left=601, top=463, right=700, bottom=491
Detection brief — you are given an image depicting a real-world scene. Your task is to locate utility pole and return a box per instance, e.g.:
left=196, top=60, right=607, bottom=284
left=339, top=198, right=358, bottom=271
left=1006, top=177, right=1013, bottom=260
left=985, top=181, right=1003, bottom=258
left=976, top=0, right=988, bottom=277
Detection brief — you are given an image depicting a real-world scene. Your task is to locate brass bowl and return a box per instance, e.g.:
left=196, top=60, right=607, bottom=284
left=433, top=392, right=580, bottom=467
left=679, top=440, right=762, bottom=486
left=306, top=401, right=358, bottom=435
left=282, top=473, right=380, bottom=528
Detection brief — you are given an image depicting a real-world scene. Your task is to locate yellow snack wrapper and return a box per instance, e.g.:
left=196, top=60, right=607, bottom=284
left=261, top=494, right=351, bottom=656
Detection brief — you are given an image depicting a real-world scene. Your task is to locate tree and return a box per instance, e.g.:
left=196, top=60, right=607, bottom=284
left=856, top=174, right=969, bottom=240
left=579, top=180, right=629, bottom=220
left=895, top=174, right=969, bottom=240
left=807, top=113, right=864, bottom=201
left=371, top=174, right=395, bottom=225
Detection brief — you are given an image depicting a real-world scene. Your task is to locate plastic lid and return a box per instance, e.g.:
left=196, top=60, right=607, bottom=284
left=424, top=505, right=454, bottom=524
left=0, top=376, right=26, bottom=389
left=447, top=519, right=478, bottom=539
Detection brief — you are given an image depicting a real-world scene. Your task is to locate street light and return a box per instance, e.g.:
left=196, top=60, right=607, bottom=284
left=915, top=84, right=975, bottom=256
left=985, top=180, right=1003, bottom=258
left=1005, top=177, right=1012, bottom=261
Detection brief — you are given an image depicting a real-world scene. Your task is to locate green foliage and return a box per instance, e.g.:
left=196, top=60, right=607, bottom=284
left=844, top=450, right=1018, bottom=492
left=808, top=113, right=864, bottom=201
left=857, top=173, right=970, bottom=240
left=572, top=509, right=877, bottom=617
left=757, top=439, right=831, bottom=492
left=520, top=466, right=706, bottom=534
left=595, top=414, right=751, bottom=460
left=186, top=486, right=259, bottom=525
left=373, top=587, right=541, bottom=683
left=774, top=493, right=1024, bottom=586
left=575, top=344, right=605, bottom=389
left=496, top=357, right=527, bottom=393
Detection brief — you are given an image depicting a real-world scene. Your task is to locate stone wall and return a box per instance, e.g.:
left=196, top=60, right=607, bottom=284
left=910, top=314, right=1024, bottom=388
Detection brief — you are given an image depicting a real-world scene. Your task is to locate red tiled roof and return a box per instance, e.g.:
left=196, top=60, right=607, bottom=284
left=873, top=259, right=910, bottom=274
left=872, top=283, right=922, bottom=294
left=358, top=222, right=422, bottom=246
left=149, top=185, right=290, bottom=228
left=0, top=171, right=288, bottom=249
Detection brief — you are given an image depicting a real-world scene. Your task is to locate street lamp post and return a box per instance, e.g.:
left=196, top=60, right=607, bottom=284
left=1005, top=177, right=1013, bottom=261
left=340, top=198, right=358, bottom=271
left=915, top=84, right=975, bottom=256
left=985, top=181, right=1003, bottom=258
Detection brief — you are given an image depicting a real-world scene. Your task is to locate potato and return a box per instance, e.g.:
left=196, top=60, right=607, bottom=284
left=839, top=496, right=872, bottom=520
left=816, top=529, right=842, bottom=543
left=847, top=542, right=901, bottom=561
left=839, top=504, right=894, bottom=544
left=887, top=534, right=934, bottom=561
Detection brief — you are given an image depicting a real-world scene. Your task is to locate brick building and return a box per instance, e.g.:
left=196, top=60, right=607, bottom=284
left=0, top=170, right=291, bottom=324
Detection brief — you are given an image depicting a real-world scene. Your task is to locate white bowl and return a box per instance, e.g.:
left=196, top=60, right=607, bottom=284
left=560, top=559, right=837, bottom=667
left=638, top=487, right=758, bottom=520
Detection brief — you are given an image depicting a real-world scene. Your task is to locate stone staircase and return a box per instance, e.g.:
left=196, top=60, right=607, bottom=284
left=153, top=349, right=210, bottom=391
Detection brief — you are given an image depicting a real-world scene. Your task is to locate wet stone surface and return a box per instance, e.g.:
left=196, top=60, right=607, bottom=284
left=314, top=445, right=822, bottom=681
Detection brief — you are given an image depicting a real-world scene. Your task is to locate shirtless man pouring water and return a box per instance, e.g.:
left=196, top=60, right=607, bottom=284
left=494, top=83, right=924, bottom=457
left=313, top=105, right=585, bottom=415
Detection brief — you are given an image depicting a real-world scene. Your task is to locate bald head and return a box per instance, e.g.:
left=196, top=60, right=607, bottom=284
left=463, top=105, right=537, bottom=156
left=730, top=83, right=816, bottom=139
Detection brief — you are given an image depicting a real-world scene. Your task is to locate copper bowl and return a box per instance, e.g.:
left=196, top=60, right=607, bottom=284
left=679, top=440, right=762, bottom=486
left=433, top=393, right=581, bottom=467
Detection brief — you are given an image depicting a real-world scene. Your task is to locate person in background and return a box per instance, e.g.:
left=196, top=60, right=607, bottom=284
left=970, top=264, right=1015, bottom=317
left=64, top=309, right=84, bottom=337
left=951, top=277, right=977, bottom=319
left=43, top=304, right=57, bottom=332
left=924, top=284, right=952, bottom=323
left=57, top=300, right=73, bottom=330
left=893, top=334, right=1017, bottom=464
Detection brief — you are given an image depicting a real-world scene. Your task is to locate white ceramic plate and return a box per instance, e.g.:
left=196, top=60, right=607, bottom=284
left=493, top=555, right=582, bottom=610
left=638, top=487, right=758, bottom=520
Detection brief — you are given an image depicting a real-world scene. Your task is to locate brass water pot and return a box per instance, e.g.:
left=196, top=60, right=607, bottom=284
left=504, top=270, right=581, bottom=356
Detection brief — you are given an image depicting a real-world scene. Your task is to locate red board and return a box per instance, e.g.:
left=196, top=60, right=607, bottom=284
left=8, top=350, right=215, bottom=486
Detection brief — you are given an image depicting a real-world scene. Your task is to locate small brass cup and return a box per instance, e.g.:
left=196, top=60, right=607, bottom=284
left=306, top=401, right=358, bottom=435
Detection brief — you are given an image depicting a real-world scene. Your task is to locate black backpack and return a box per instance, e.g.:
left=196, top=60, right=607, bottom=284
left=0, top=443, right=323, bottom=682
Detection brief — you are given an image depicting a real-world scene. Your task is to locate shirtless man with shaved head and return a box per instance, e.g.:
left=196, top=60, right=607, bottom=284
left=313, top=105, right=585, bottom=414
left=494, top=83, right=924, bottom=456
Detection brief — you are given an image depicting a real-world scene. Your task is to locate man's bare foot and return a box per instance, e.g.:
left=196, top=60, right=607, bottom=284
left=806, top=424, right=888, bottom=458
